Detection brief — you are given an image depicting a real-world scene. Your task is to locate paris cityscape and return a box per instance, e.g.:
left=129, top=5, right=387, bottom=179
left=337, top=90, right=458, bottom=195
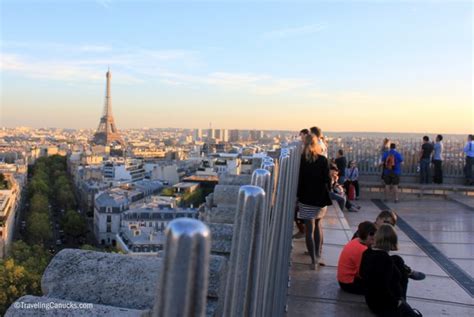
left=1, top=1, right=472, bottom=317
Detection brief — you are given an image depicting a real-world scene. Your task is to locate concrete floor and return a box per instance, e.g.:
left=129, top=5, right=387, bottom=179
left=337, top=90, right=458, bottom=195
left=287, top=196, right=474, bottom=317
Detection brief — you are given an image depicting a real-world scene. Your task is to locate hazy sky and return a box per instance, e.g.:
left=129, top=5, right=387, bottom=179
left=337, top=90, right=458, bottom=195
left=1, top=0, right=472, bottom=133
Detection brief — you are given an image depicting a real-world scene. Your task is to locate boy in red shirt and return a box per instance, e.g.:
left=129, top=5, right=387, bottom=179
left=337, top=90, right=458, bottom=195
left=337, top=221, right=377, bottom=294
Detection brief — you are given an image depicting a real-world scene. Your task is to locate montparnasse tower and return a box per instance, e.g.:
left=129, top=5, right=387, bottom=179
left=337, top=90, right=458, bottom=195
left=92, top=69, right=124, bottom=146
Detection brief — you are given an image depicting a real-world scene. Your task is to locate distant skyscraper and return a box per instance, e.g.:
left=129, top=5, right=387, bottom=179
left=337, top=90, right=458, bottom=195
left=221, top=129, right=229, bottom=142
left=250, top=130, right=264, bottom=141
left=92, top=69, right=124, bottom=146
left=214, top=129, right=221, bottom=140
left=207, top=128, right=215, bottom=140
left=193, top=128, right=202, bottom=141
left=229, top=129, right=240, bottom=142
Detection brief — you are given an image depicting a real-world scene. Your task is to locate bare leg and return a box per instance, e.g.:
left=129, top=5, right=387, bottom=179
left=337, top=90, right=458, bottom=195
left=393, top=185, right=399, bottom=201
left=305, top=219, right=316, bottom=264
left=314, top=218, right=323, bottom=258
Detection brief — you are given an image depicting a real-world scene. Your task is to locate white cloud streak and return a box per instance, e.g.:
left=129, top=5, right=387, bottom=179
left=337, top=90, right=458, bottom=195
left=1, top=41, right=316, bottom=95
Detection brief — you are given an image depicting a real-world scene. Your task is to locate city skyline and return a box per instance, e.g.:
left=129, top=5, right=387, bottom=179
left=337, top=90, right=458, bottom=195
left=1, top=1, right=472, bottom=133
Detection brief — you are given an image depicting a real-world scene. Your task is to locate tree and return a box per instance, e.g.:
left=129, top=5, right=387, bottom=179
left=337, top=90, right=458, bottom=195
left=160, top=187, right=175, bottom=196
left=30, top=193, right=49, bottom=214
left=29, top=177, right=49, bottom=197
left=9, top=241, right=51, bottom=274
left=0, top=259, right=29, bottom=314
left=26, top=212, right=52, bottom=244
left=80, top=244, right=99, bottom=251
left=62, top=210, right=86, bottom=238
left=0, top=242, right=51, bottom=315
left=181, top=188, right=206, bottom=208
left=56, top=188, right=75, bottom=211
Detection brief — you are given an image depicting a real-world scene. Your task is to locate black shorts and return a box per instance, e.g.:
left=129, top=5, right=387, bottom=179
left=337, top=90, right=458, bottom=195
left=383, top=173, right=400, bottom=185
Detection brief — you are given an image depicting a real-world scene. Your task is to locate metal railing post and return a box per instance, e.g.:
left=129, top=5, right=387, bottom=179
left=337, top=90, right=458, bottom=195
left=263, top=151, right=290, bottom=317
left=250, top=168, right=273, bottom=316
left=153, top=218, right=211, bottom=317
left=223, top=185, right=266, bottom=317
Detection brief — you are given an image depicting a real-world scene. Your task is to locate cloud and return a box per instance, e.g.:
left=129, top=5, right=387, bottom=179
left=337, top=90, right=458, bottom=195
left=151, top=70, right=312, bottom=95
left=1, top=41, right=113, bottom=54
left=0, top=41, right=200, bottom=84
left=263, top=23, right=327, bottom=39
left=1, top=41, right=312, bottom=95
left=0, top=53, right=142, bottom=84
left=306, top=90, right=380, bottom=106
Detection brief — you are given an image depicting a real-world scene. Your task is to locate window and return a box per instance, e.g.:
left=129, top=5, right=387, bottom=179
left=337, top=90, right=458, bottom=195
left=107, top=215, right=111, bottom=223
left=106, top=224, right=111, bottom=232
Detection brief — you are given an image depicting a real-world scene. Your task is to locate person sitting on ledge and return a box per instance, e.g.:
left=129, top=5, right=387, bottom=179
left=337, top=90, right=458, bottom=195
left=352, top=210, right=426, bottom=282
left=337, top=221, right=377, bottom=295
left=329, top=164, right=360, bottom=212
left=360, top=224, right=423, bottom=317
left=344, top=160, right=360, bottom=200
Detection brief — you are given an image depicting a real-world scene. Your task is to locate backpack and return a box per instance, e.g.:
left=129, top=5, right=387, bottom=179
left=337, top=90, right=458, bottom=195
left=348, top=183, right=356, bottom=201
left=385, top=153, right=396, bottom=170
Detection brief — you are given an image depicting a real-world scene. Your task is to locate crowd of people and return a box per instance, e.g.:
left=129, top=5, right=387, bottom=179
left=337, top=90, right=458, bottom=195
left=292, top=128, right=474, bottom=316
left=292, top=127, right=454, bottom=316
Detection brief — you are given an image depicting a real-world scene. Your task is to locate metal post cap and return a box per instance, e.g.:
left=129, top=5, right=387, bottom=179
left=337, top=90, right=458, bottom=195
left=166, top=218, right=210, bottom=239
left=239, top=185, right=266, bottom=197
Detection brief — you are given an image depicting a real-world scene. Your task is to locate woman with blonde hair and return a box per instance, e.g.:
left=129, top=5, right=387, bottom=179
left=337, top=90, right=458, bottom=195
left=360, top=224, right=422, bottom=316
left=297, top=134, right=332, bottom=269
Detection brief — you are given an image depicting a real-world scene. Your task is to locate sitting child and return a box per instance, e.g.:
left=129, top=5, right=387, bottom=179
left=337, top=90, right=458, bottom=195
left=360, top=224, right=423, bottom=316
left=337, top=221, right=377, bottom=294
left=353, top=210, right=426, bottom=281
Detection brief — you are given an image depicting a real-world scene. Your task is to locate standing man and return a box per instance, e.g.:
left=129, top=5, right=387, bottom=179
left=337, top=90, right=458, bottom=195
left=419, top=136, right=434, bottom=184
left=335, top=149, right=347, bottom=184
left=433, top=135, right=444, bottom=184
left=382, top=143, right=404, bottom=203
left=299, top=129, right=309, bottom=142
left=463, top=134, right=474, bottom=186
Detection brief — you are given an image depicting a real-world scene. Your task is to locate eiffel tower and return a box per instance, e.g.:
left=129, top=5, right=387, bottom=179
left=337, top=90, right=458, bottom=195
left=92, top=69, right=124, bottom=146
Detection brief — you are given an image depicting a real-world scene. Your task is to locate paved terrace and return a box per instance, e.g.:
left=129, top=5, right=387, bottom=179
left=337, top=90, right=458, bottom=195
left=287, top=195, right=474, bottom=316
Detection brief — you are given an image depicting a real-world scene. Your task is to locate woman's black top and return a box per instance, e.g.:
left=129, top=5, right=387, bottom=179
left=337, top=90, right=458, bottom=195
left=359, top=248, right=403, bottom=314
left=297, top=154, right=332, bottom=207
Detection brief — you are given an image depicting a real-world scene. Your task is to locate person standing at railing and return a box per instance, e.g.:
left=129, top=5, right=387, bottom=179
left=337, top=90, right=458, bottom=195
left=432, top=135, right=444, bottom=184
left=381, top=138, right=391, bottom=154
left=463, top=134, right=474, bottom=186
left=297, top=134, right=332, bottom=270
left=299, top=128, right=309, bottom=142
left=310, top=126, right=328, bottom=158
left=292, top=129, right=311, bottom=239
left=335, top=149, right=347, bottom=184
left=419, top=136, right=434, bottom=184
left=382, top=143, right=403, bottom=203
left=379, top=138, right=391, bottom=182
